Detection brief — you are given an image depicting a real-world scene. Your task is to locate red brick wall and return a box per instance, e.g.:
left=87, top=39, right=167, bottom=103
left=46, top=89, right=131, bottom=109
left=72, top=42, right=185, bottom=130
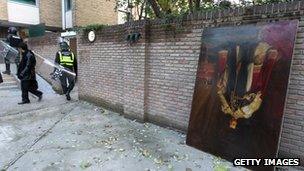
left=27, top=32, right=60, bottom=61
left=77, top=22, right=148, bottom=120
left=280, top=20, right=304, bottom=163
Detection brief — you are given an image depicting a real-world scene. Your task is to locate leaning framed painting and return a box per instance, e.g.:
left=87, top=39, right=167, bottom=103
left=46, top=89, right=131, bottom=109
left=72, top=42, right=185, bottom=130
left=186, top=20, right=298, bottom=171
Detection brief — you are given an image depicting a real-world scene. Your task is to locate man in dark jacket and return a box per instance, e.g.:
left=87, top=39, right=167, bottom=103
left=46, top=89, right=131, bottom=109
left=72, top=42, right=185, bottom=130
left=2, top=27, right=23, bottom=75
left=54, top=41, right=77, bottom=101
left=17, top=42, right=43, bottom=104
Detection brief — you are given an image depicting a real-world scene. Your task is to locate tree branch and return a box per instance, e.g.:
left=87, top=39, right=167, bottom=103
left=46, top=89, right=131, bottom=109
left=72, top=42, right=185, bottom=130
left=148, top=0, right=162, bottom=18
left=139, top=0, right=146, bottom=19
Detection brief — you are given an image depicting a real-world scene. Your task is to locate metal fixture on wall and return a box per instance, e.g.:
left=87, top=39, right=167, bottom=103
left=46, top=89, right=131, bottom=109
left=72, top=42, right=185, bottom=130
left=126, top=32, right=141, bottom=44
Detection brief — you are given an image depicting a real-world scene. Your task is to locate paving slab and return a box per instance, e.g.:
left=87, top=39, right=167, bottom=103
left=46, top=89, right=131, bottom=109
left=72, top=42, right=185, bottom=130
left=0, top=103, right=77, bottom=170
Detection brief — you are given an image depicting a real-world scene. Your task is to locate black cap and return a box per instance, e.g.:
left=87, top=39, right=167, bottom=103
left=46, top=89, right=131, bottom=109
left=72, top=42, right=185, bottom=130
left=8, top=27, right=17, bottom=35
left=59, top=42, right=69, bottom=50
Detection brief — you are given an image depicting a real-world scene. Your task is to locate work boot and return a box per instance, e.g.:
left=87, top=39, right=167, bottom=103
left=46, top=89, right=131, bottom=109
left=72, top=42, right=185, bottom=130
left=18, top=100, right=30, bottom=105
left=66, top=93, right=71, bottom=101
left=2, top=70, right=11, bottom=75
left=38, top=94, right=43, bottom=102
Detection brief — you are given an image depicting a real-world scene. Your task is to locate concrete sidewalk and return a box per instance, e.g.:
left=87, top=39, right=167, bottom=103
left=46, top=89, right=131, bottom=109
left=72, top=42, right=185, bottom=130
left=1, top=101, right=244, bottom=171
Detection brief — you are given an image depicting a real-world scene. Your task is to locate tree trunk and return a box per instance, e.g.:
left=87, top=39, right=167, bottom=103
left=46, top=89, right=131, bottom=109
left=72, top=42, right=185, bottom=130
left=195, top=0, right=200, bottom=10
left=148, top=0, right=162, bottom=18
left=189, top=0, right=193, bottom=13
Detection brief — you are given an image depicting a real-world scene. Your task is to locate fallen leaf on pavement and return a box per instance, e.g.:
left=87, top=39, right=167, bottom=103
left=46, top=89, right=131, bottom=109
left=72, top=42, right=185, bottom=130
left=142, top=149, right=150, bottom=157
left=80, top=161, right=92, bottom=169
left=168, top=164, right=173, bottom=171
left=154, top=158, right=164, bottom=165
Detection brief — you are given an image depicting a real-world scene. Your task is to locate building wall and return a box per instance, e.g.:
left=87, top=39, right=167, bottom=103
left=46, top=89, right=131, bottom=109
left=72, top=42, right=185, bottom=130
left=0, top=0, right=8, bottom=21
left=146, top=30, right=200, bottom=130
left=77, top=23, right=149, bottom=120
left=280, top=21, right=304, bottom=161
left=0, top=27, right=7, bottom=39
left=0, top=0, right=61, bottom=28
left=39, top=0, right=62, bottom=28
left=7, top=1, right=40, bottom=25
left=74, top=0, right=118, bottom=27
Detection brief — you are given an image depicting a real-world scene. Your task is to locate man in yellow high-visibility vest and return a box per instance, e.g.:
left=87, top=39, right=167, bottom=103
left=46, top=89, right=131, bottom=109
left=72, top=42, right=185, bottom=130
left=54, top=41, right=77, bottom=101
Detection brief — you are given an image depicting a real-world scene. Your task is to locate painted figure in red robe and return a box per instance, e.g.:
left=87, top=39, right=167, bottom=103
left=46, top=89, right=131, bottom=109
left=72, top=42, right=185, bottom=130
left=216, top=42, right=279, bottom=129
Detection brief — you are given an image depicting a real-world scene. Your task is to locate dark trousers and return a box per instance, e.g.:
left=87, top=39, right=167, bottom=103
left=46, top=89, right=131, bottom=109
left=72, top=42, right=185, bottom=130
left=59, top=72, right=75, bottom=95
left=0, top=73, right=3, bottom=83
left=21, top=80, right=43, bottom=102
left=5, top=58, right=10, bottom=72
left=5, top=49, right=20, bottom=73
left=5, top=58, right=19, bottom=73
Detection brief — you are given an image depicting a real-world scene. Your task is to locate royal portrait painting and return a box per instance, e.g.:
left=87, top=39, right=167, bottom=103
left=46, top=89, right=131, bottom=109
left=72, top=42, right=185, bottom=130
left=186, top=20, right=298, bottom=171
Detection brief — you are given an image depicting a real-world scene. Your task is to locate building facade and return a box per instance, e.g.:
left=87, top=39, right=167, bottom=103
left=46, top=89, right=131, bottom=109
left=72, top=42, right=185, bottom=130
left=0, top=0, right=62, bottom=33
left=0, top=0, right=118, bottom=38
left=62, top=0, right=118, bottom=29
